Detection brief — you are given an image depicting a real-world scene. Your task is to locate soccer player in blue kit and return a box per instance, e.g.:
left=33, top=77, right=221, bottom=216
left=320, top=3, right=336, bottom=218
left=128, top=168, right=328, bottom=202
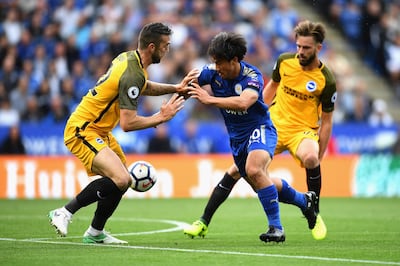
left=184, top=32, right=316, bottom=243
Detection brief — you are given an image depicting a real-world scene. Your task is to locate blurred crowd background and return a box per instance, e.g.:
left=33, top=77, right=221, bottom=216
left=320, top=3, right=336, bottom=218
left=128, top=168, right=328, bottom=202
left=0, top=0, right=399, bottom=155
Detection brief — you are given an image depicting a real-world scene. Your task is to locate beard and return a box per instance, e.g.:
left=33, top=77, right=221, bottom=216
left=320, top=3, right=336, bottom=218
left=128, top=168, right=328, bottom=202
left=151, top=52, right=161, bottom=64
left=299, top=52, right=316, bottom=66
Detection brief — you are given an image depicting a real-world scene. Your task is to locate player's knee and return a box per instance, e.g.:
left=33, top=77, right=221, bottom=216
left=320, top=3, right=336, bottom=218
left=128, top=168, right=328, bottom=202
left=245, top=164, right=265, bottom=182
left=303, top=154, right=319, bottom=169
left=113, top=174, right=132, bottom=191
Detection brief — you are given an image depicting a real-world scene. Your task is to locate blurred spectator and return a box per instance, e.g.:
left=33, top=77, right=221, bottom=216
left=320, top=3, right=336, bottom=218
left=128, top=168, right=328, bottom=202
left=60, top=76, right=80, bottom=112
left=360, top=0, right=385, bottom=68
left=385, top=30, right=400, bottom=98
left=42, top=95, right=70, bottom=124
left=0, top=125, right=26, bottom=154
left=0, top=54, right=19, bottom=95
left=97, top=0, right=124, bottom=37
left=0, top=82, right=7, bottom=104
left=234, top=0, right=265, bottom=22
left=17, top=29, right=36, bottom=61
left=177, top=119, right=215, bottom=153
left=9, top=74, right=30, bottom=116
left=21, top=59, right=42, bottom=94
left=120, top=1, right=144, bottom=43
left=147, top=124, right=176, bottom=154
left=75, top=16, right=92, bottom=50
left=53, top=0, right=81, bottom=40
left=71, top=60, right=94, bottom=100
left=65, top=35, right=81, bottom=71
left=32, top=44, right=49, bottom=80
left=80, top=28, right=109, bottom=62
left=266, top=0, right=299, bottom=41
left=343, top=80, right=372, bottom=123
left=40, top=22, right=59, bottom=58
left=2, top=7, right=23, bottom=45
left=21, top=96, right=42, bottom=123
left=211, top=0, right=236, bottom=33
left=108, top=31, right=127, bottom=58
left=35, top=79, right=52, bottom=117
left=0, top=99, right=20, bottom=127
left=53, top=41, right=69, bottom=79
left=339, top=1, right=362, bottom=48
left=368, top=98, right=394, bottom=127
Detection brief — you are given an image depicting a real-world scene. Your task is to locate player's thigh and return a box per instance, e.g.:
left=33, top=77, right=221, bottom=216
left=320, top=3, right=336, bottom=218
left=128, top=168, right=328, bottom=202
left=296, top=136, right=319, bottom=163
left=92, top=146, right=130, bottom=184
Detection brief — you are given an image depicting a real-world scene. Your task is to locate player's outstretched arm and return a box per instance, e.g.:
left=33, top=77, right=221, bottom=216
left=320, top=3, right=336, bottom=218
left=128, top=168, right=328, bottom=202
left=144, top=69, right=200, bottom=96
left=119, top=94, right=185, bottom=131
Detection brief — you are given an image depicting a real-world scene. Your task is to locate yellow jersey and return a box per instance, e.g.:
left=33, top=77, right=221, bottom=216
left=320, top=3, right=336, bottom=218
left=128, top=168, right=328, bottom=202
left=269, top=53, right=336, bottom=129
left=65, top=50, right=148, bottom=140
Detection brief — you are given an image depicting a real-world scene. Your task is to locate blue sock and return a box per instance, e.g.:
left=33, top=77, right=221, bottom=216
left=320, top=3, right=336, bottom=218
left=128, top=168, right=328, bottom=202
left=279, top=179, right=306, bottom=211
left=257, top=184, right=282, bottom=230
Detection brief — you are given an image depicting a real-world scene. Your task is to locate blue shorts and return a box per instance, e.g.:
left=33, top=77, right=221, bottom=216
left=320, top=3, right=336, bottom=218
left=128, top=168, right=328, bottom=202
left=231, top=123, right=277, bottom=177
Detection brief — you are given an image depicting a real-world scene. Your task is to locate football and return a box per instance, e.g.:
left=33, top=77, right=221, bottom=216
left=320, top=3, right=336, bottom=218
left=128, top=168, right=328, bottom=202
left=128, top=160, right=157, bottom=192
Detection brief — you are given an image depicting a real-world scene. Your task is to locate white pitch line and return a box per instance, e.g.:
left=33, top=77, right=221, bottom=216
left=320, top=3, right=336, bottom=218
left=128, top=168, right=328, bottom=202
left=0, top=217, right=399, bottom=265
left=0, top=238, right=400, bottom=265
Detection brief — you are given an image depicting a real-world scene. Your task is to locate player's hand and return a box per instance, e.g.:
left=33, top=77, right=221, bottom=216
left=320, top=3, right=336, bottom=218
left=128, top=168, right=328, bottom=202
left=159, top=93, right=185, bottom=122
left=187, top=82, right=212, bottom=105
left=176, top=68, right=200, bottom=95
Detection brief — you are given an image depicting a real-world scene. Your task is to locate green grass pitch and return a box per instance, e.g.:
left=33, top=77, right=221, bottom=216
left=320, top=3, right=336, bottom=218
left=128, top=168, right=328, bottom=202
left=0, top=197, right=399, bottom=266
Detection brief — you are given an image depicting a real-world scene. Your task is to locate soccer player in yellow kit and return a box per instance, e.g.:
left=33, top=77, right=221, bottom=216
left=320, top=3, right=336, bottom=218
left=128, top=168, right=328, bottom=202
left=48, top=22, right=198, bottom=244
left=263, top=20, right=337, bottom=240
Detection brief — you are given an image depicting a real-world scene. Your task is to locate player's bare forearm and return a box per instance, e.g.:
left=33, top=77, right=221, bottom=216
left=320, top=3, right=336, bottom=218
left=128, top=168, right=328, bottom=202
left=318, top=124, right=332, bottom=160
left=318, top=131, right=331, bottom=160
left=318, top=113, right=333, bottom=160
left=143, top=81, right=177, bottom=96
left=119, top=95, right=184, bottom=131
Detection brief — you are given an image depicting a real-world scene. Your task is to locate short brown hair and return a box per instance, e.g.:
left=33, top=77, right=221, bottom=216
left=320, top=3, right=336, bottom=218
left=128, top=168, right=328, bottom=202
left=294, top=20, right=326, bottom=44
left=138, top=22, right=172, bottom=49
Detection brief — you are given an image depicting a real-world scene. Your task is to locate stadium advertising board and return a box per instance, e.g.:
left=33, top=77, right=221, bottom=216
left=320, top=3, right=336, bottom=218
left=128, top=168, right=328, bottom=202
left=0, top=154, right=362, bottom=199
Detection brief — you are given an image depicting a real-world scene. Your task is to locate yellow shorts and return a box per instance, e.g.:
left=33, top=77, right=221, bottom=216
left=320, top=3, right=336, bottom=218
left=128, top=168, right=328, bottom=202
left=64, top=123, right=126, bottom=176
left=274, top=126, right=319, bottom=167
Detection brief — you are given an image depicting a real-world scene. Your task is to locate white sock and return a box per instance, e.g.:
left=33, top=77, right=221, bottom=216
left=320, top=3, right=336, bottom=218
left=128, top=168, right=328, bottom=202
left=60, top=207, right=72, bottom=218
left=87, top=226, right=103, bottom=236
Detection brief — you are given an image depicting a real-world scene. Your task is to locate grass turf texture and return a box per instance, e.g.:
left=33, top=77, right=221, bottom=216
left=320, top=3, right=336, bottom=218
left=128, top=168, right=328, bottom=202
left=0, top=198, right=399, bottom=266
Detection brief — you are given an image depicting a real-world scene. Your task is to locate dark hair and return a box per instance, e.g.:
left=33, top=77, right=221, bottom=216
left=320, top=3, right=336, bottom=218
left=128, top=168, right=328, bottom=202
left=207, top=32, right=247, bottom=61
left=294, top=20, right=326, bottom=44
left=138, top=22, right=172, bottom=49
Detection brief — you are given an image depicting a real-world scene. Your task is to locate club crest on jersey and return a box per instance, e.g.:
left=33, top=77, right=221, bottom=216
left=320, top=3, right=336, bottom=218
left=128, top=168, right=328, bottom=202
left=331, top=92, right=337, bottom=103
left=234, top=84, right=242, bottom=95
left=306, top=81, right=317, bottom=92
left=96, top=138, right=104, bottom=144
left=127, top=86, right=140, bottom=99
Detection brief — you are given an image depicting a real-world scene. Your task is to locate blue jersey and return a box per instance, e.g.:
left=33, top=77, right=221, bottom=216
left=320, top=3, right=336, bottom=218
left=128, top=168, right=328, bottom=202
left=198, top=61, right=273, bottom=142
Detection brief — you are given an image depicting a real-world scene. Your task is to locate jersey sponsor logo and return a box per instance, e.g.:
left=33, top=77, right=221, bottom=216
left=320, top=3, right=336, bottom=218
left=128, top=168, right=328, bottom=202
left=234, top=84, right=243, bottom=95
left=331, top=92, right=337, bottom=103
left=283, top=86, right=314, bottom=101
left=248, top=80, right=260, bottom=89
left=306, top=81, right=317, bottom=92
left=127, top=86, right=140, bottom=99
left=96, top=138, right=104, bottom=144
left=225, top=109, right=248, bottom=115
